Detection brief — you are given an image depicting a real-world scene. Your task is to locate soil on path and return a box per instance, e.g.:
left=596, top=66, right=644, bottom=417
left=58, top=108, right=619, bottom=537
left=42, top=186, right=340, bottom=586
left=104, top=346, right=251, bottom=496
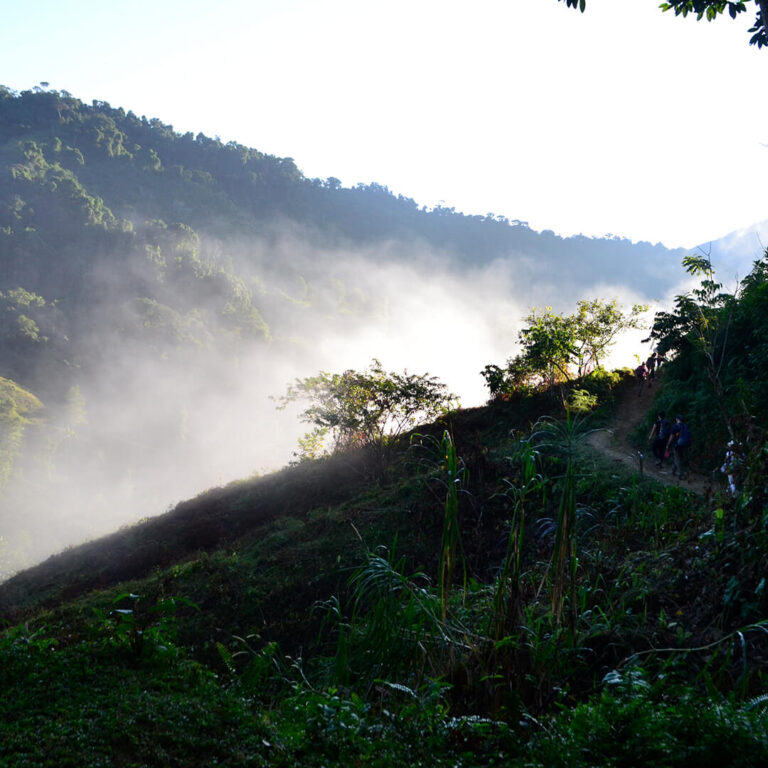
left=587, top=375, right=712, bottom=496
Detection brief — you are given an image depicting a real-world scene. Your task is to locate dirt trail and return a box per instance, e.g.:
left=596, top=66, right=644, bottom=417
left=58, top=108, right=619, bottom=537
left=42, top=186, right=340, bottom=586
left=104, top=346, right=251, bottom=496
left=586, top=375, right=712, bottom=496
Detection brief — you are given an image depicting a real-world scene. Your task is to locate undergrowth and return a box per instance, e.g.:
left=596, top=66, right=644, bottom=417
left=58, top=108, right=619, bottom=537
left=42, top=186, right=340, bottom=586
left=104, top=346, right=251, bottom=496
left=1, top=377, right=766, bottom=766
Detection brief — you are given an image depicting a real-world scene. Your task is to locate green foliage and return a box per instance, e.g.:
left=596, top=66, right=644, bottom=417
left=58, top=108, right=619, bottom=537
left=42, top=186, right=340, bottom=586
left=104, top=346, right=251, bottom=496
left=410, top=430, right=469, bottom=619
left=571, top=298, right=646, bottom=373
left=489, top=436, right=542, bottom=640
left=277, top=359, right=458, bottom=456
left=661, top=0, right=768, bottom=48
left=319, top=545, right=469, bottom=691
left=558, top=0, right=768, bottom=48
left=0, top=376, right=43, bottom=492
left=518, top=306, right=575, bottom=387
left=648, top=251, right=768, bottom=484
left=568, top=387, right=598, bottom=413
left=216, top=634, right=290, bottom=704
left=94, top=591, right=200, bottom=660
left=534, top=674, right=768, bottom=767
left=483, top=298, right=645, bottom=397
left=532, top=412, right=598, bottom=631
left=0, top=623, right=273, bottom=767
left=293, top=426, right=331, bottom=463
left=480, top=356, right=536, bottom=399
left=1, top=382, right=767, bottom=764
left=269, top=682, right=518, bottom=767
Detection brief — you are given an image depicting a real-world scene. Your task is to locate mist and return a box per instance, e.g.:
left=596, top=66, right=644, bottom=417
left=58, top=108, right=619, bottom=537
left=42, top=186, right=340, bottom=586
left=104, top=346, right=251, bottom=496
left=0, top=226, right=705, bottom=579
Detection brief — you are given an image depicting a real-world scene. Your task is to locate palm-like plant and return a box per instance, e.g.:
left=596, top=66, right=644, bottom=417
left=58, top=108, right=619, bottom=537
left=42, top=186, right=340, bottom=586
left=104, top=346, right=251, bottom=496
left=531, top=411, right=598, bottom=635
left=409, top=430, right=468, bottom=621
left=327, top=546, right=469, bottom=692
left=489, top=436, right=542, bottom=640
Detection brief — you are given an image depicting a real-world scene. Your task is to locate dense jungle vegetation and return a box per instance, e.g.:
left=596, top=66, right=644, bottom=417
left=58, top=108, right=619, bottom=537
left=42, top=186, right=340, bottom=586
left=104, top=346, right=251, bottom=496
left=0, top=85, right=766, bottom=764
left=1, top=243, right=767, bottom=763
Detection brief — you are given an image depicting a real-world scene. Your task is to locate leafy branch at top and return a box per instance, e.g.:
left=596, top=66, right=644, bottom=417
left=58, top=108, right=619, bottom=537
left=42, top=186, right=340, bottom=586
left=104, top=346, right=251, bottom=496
left=557, top=0, right=768, bottom=48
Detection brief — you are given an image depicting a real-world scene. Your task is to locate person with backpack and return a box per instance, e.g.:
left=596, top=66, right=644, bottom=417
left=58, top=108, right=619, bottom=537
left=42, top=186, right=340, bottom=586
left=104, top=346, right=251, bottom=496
left=648, top=410, right=671, bottom=467
left=646, top=351, right=663, bottom=388
left=635, top=361, right=649, bottom=397
left=666, top=414, right=692, bottom=480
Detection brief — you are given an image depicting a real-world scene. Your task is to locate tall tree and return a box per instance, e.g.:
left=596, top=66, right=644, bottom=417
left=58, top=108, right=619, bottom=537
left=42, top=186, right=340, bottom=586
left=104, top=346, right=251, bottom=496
left=482, top=299, right=647, bottom=397
left=571, top=299, right=646, bottom=376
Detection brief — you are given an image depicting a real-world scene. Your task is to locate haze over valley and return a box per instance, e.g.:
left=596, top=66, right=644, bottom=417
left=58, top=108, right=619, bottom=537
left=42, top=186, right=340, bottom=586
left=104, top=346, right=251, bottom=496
left=0, top=87, right=765, bottom=577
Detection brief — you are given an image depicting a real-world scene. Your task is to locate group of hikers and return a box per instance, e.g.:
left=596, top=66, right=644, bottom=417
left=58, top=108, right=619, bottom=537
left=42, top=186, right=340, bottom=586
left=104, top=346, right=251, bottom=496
left=648, top=411, right=692, bottom=480
left=634, top=351, right=692, bottom=480
left=635, top=351, right=664, bottom=396
left=636, top=351, right=743, bottom=492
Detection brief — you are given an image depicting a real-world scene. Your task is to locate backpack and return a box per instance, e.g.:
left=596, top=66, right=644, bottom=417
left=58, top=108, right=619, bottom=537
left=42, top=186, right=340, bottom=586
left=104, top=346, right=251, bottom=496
left=677, top=423, right=691, bottom=447
left=658, top=418, right=670, bottom=440
left=635, top=365, right=646, bottom=380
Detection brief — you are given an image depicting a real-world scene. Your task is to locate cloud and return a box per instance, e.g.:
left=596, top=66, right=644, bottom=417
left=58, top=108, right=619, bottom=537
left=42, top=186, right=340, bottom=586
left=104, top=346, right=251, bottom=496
left=0, top=226, right=705, bottom=576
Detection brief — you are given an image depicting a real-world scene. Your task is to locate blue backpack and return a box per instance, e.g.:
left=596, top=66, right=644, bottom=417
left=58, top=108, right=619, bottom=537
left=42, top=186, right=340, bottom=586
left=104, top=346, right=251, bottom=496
left=677, top=423, right=691, bottom=448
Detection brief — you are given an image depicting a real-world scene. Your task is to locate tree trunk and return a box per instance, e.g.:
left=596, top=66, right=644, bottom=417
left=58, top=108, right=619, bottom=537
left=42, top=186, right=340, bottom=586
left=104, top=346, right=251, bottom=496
left=760, top=1, right=768, bottom=40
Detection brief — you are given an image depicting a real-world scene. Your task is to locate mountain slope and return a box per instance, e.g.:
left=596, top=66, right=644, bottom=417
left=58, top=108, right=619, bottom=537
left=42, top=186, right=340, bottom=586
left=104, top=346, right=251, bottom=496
left=0, top=374, right=766, bottom=767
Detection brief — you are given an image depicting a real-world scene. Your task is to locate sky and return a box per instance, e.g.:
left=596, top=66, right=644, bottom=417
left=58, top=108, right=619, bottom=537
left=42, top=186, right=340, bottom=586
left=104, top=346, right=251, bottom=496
left=2, top=0, right=767, bottom=249
left=3, top=0, right=768, bottom=569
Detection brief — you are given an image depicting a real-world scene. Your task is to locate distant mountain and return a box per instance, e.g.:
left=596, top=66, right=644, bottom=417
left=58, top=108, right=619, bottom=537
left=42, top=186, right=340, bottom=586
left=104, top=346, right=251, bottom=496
left=698, top=220, right=768, bottom=284
left=0, top=85, right=729, bottom=575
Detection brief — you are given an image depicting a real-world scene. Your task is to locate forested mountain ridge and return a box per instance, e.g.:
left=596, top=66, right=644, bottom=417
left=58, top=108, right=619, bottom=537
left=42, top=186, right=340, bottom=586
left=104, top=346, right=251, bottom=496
left=0, top=84, right=692, bottom=401
left=0, top=85, right=683, bottom=344
left=0, top=88, right=683, bottom=390
left=0, top=85, right=700, bottom=576
left=1, top=85, right=768, bottom=766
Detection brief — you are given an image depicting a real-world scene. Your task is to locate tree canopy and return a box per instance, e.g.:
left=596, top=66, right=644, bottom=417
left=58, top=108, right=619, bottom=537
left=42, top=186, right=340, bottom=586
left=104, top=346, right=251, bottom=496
left=558, top=0, right=768, bottom=47
left=482, top=298, right=646, bottom=397
left=277, top=359, right=458, bottom=458
left=646, top=251, right=768, bottom=448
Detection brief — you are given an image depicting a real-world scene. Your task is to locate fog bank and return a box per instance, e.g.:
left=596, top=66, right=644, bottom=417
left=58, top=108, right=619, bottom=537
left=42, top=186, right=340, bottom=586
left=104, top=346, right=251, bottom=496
left=0, top=230, right=702, bottom=578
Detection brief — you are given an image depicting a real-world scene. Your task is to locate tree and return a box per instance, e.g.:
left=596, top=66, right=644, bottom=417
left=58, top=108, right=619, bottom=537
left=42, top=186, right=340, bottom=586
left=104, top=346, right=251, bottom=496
left=647, top=253, right=739, bottom=436
left=518, top=307, right=576, bottom=389
left=481, top=298, right=647, bottom=397
left=277, top=359, right=458, bottom=458
left=571, top=299, right=646, bottom=375
left=557, top=0, right=768, bottom=48
left=0, top=376, right=43, bottom=492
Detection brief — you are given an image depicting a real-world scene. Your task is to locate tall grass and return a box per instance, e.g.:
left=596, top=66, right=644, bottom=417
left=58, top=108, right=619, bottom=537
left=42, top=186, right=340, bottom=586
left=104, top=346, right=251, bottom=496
left=531, top=411, right=597, bottom=635
left=489, top=437, right=541, bottom=641
left=321, top=545, right=470, bottom=692
left=409, top=430, right=468, bottom=621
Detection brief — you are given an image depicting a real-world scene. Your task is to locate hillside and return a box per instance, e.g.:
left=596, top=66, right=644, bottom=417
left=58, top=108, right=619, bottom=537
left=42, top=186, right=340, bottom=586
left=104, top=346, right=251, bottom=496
left=586, top=372, right=712, bottom=496
left=0, top=85, right=698, bottom=577
left=1, top=369, right=766, bottom=766
left=1, top=85, right=767, bottom=765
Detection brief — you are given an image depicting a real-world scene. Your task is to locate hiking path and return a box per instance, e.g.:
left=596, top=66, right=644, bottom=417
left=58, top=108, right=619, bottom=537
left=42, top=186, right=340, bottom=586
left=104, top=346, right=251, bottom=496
left=586, top=375, right=712, bottom=496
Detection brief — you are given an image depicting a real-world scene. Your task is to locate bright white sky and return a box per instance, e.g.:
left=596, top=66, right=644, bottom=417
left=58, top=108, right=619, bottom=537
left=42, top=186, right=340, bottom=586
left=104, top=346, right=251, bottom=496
left=1, top=0, right=766, bottom=248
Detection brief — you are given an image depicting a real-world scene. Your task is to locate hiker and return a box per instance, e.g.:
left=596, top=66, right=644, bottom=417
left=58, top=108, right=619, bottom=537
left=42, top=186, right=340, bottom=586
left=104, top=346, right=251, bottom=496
left=648, top=410, right=671, bottom=467
left=646, top=352, right=661, bottom=387
left=666, top=414, right=692, bottom=480
left=720, top=440, right=743, bottom=496
left=635, top=361, right=649, bottom=397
